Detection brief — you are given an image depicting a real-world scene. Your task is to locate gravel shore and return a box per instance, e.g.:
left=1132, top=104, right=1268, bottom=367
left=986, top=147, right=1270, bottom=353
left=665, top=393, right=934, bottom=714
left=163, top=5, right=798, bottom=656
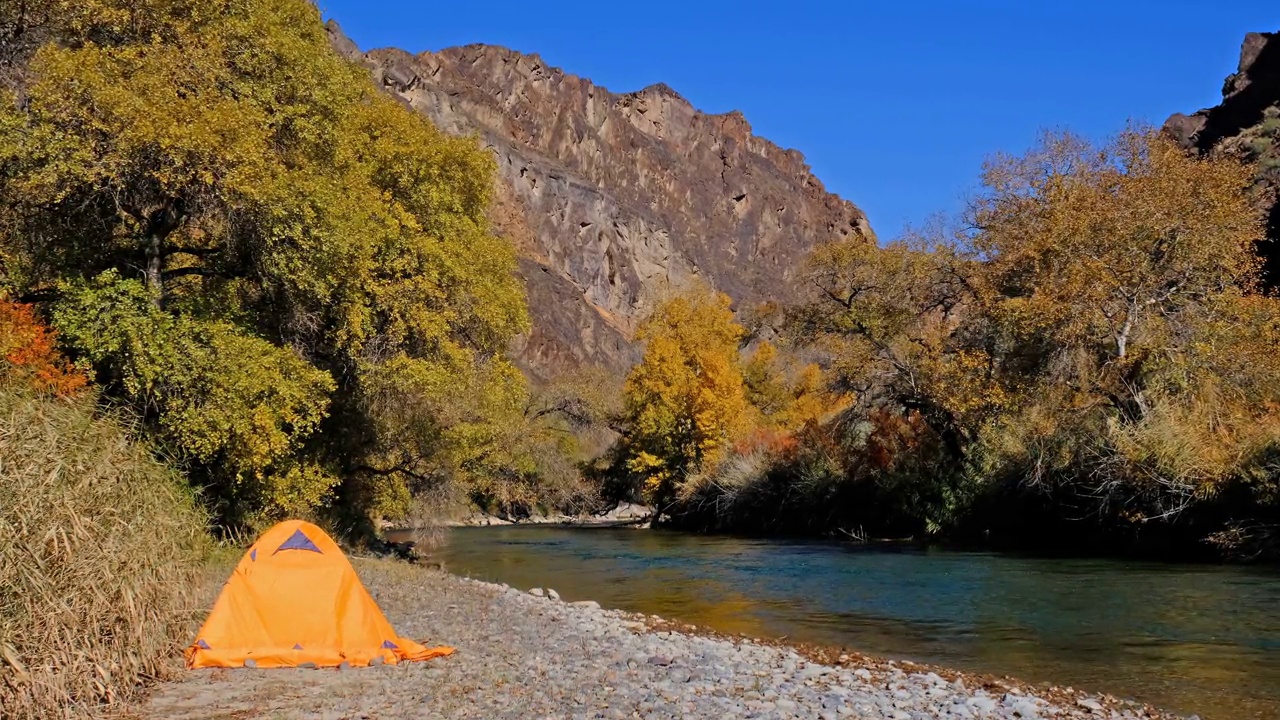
left=135, top=559, right=1189, bottom=720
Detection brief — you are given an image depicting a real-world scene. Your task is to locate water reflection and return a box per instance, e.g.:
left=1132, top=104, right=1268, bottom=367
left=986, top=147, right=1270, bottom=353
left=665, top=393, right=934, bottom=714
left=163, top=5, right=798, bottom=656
left=437, top=527, right=1280, bottom=719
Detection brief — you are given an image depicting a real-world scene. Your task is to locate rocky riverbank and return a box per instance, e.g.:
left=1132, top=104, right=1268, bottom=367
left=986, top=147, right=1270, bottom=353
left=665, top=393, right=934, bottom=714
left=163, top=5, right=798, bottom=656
left=134, top=559, right=1190, bottom=720
left=435, top=502, right=653, bottom=528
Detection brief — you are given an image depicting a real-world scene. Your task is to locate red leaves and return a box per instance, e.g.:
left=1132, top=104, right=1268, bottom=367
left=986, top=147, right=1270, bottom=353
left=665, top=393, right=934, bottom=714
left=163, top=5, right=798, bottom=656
left=866, top=409, right=930, bottom=469
left=0, top=299, right=87, bottom=397
left=732, top=427, right=800, bottom=459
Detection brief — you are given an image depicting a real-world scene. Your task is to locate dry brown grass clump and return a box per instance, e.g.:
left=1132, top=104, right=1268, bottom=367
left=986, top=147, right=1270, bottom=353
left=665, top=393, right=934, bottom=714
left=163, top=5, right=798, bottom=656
left=0, top=387, right=209, bottom=718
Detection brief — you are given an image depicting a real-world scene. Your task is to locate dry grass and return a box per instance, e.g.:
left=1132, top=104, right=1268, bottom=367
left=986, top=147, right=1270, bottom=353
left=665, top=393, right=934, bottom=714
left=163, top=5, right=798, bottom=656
left=0, top=387, right=209, bottom=719
left=679, top=449, right=772, bottom=504
left=403, top=483, right=462, bottom=555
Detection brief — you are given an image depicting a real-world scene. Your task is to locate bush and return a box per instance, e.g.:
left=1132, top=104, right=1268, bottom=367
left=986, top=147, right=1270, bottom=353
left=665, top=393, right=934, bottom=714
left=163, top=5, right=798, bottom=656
left=0, top=298, right=86, bottom=397
left=53, top=272, right=337, bottom=524
left=0, top=387, right=208, bottom=718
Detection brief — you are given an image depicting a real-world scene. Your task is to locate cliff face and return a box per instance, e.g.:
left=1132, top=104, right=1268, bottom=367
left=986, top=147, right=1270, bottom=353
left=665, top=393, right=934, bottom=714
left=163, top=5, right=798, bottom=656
left=1165, top=31, right=1280, bottom=283
left=327, top=22, right=874, bottom=377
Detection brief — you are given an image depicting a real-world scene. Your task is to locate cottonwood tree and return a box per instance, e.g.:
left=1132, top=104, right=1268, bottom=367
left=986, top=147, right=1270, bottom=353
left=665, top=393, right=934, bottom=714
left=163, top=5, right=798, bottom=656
left=971, top=130, right=1263, bottom=420
left=621, top=289, right=753, bottom=516
left=797, top=128, right=1280, bottom=530
left=968, top=129, right=1280, bottom=518
left=797, top=236, right=998, bottom=460
left=0, top=0, right=530, bottom=526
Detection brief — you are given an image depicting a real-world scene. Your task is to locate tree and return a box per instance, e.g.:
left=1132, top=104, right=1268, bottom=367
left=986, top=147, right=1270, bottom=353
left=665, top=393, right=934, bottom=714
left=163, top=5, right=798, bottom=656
left=797, top=235, right=1002, bottom=460
left=794, top=128, right=1280, bottom=539
left=463, top=367, right=621, bottom=519
left=741, top=340, right=840, bottom=432
left=0, top=0, right=530, bottom=527
left=621, top=289, right=753, bottom=514
left=972, top=129, right=1261, bottom=383
left=52, top=272, right=336, bottom=520
left=967, top=128, right=1279, bottom=518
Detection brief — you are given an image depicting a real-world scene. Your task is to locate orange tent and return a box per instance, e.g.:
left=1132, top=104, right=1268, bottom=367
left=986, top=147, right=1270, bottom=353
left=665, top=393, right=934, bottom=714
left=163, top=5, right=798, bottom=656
left=185, top=520, right=453, bottom=669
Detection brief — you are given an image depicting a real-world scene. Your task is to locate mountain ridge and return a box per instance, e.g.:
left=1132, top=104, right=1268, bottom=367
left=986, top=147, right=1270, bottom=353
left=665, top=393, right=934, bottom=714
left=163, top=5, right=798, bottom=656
left=325, top=21, right=875, bottom=377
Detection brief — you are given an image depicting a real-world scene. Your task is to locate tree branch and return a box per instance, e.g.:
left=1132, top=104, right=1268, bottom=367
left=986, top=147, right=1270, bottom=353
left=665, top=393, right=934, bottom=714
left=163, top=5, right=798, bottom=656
left=162, top=266, right=231, bottom=281
left=13, top=288, right=58, bottom=304
left=168, top=246, right=223, bottom=257
left=350, top=463, right=435, bottom=484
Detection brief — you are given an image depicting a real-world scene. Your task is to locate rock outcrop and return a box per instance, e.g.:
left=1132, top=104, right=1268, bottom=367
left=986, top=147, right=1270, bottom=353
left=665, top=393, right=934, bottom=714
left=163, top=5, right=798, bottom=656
left=326, top=21, right=874, bottom=377
left=1165, top=31, right=1280, bottom=283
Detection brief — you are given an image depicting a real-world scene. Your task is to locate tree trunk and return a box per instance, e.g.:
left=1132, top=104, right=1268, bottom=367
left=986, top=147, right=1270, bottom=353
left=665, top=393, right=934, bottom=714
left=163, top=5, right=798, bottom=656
left=1116, top=314, right=1132, bottom=358
left=1115, top=299, right=1139, bottom=359
left=142, top=200, right=184, bottom=307
left=145, top=232, right=163, bottom=304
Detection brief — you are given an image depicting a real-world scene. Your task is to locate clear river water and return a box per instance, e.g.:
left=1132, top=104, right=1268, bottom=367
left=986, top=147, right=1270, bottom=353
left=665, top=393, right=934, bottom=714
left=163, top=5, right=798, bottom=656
left=433, top=526, right=1280, bottom=719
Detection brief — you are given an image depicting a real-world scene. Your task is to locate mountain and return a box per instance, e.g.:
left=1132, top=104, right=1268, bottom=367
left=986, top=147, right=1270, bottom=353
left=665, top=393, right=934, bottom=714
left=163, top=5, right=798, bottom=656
left=326, top=22, right=875, bottom=378
left=1165, top=30, right=1280, bottom=283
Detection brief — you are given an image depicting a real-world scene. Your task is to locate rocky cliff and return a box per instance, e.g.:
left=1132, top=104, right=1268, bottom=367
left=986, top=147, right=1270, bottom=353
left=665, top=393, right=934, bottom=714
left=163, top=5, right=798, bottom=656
left=326, top=22, right=874, bottom=377
left=1165, top=31, right=1280, bottom=283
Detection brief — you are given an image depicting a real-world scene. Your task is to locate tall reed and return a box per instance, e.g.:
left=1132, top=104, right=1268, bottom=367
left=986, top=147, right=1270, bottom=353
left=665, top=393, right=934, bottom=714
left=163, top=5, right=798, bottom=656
left=0, top=388, right=208, bottom=718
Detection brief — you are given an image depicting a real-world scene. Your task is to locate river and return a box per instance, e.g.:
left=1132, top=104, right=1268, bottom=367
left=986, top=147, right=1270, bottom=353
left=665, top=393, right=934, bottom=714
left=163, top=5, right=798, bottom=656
left=431, top=525, right=1280, bottom=719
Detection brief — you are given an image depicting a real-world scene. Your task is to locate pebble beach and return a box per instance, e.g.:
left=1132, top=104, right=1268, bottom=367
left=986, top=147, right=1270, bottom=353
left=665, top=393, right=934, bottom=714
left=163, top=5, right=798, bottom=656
left=136, top=559, right=1191, bottom=720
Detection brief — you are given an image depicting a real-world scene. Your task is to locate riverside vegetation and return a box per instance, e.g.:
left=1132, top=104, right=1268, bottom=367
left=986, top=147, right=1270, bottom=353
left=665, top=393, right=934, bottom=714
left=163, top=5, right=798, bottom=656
left=0, top=308, right=208, bottom=718
left=1, top=0, right=1278, bottom=716
left=611, top=131, right=1280, bottom=562
left=0, top=0, right=601, bottom=714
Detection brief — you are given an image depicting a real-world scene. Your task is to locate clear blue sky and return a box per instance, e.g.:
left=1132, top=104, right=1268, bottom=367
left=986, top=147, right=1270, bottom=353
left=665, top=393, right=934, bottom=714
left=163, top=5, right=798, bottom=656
left=318, top=1, right=1278, bottom=240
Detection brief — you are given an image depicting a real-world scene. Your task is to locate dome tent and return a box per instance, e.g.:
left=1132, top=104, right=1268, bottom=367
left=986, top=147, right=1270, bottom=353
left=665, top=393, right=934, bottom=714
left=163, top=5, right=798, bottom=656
left=186, top=520, right=452, bottom=669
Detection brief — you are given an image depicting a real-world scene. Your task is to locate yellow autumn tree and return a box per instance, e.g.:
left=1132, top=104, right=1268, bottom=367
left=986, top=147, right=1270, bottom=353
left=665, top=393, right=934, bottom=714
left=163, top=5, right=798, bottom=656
left=791, top=128, right=1280, bottom=538
left=742, top=340, right=840, bottom=432
left=798, top=235, right=1005, bottom=460
left=0, top=0, right=530, bottom=526
left=968, top=127, right=1280, bottom=515
left=622, top=289, right=753, bottom=512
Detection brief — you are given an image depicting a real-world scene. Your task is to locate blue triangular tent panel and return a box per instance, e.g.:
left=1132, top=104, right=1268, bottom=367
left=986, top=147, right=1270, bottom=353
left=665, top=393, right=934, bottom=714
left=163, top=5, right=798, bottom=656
left=197, top=639, right=211, bottom=649
left=274, top=528, right=322, bottom=554
left=381, top=640, right=399, bottom=650
left=293, top=643, right=303, bottom=650
left=250, top=548, right=257, bottom=561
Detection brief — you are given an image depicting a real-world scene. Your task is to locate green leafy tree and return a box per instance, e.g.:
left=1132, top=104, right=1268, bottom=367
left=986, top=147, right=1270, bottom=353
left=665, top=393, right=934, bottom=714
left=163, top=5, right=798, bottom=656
left=53, top=272, right=336, bottom=519
left=0, top=0, right=530, bottom=526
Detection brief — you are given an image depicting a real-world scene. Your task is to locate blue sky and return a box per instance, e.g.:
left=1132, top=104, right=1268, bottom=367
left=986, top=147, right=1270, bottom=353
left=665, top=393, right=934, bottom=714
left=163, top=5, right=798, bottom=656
left=318, top=1, right=1278, bottom=240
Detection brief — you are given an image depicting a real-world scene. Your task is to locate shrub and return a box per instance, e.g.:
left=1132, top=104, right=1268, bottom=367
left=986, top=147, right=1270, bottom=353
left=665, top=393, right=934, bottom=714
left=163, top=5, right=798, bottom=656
left=0, top=387, right=208, bottom=718
left=0, top=298, right=86, bottom=396
left=53, top=272, right=337, bottom=524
